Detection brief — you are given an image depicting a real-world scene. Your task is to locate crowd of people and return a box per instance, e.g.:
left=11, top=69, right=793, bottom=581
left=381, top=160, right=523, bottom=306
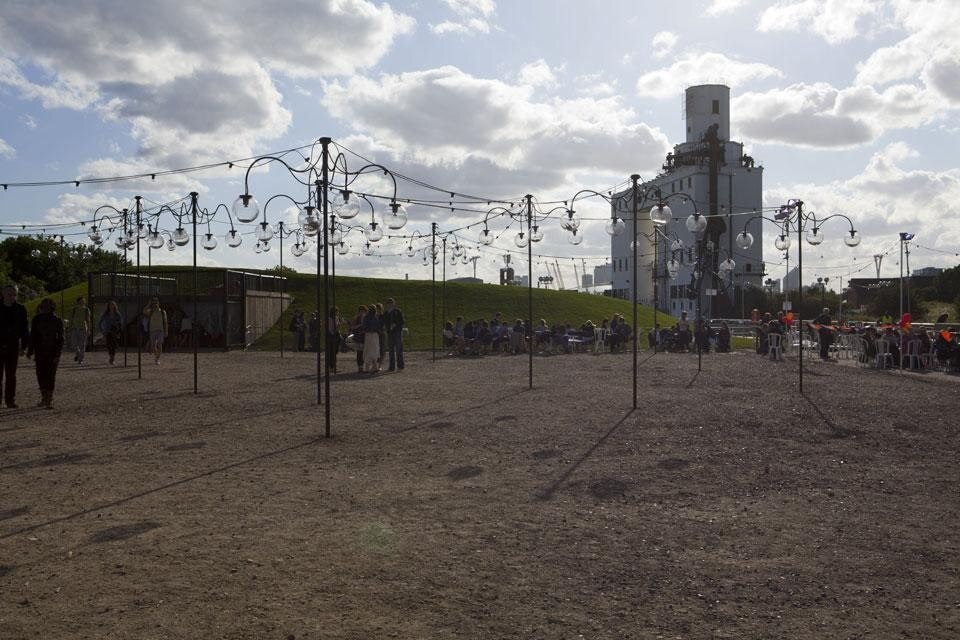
left=751, top=306, right=960, bottom=372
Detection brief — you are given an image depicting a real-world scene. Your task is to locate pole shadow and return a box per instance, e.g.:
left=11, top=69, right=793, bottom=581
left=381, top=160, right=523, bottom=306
left=534, top=410, right=634, bottom=502
left=397, top=389, right=528, bottom=433
left=802, top=394, right=861, bottom=439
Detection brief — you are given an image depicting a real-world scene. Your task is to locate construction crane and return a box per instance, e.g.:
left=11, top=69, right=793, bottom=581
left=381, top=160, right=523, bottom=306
left=554, top=259, right=566, bottom=289
left=573, top=260, right=580, bottom=292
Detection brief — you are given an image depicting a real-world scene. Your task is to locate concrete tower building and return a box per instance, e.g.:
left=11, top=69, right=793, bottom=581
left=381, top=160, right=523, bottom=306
left=610, top=85, right=764, bottom=319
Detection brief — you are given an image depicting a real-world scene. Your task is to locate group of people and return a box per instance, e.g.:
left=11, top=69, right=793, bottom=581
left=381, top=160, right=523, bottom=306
left=0, top=285, right=176, bottom=410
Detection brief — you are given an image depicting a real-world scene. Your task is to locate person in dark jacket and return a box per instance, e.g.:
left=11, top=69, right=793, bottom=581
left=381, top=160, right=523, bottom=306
left=383, top=297, right=405, bottom=371
left=98, top=300, right=123, bottom=365
left=0, top=284, right=30, bottom=409
left=26, top=298, right=64, bottom=409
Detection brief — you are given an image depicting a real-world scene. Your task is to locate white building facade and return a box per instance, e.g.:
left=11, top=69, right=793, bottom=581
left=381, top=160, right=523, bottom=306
left=610, top=85, right=764, bottom=319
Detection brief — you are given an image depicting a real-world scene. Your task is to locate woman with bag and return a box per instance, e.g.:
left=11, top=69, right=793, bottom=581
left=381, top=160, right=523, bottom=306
left=99, top=300, right=123, bottom=365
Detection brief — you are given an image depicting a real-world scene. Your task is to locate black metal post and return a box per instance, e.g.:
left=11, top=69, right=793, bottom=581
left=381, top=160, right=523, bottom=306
left=59, top=236, right=65, bottom=321
left=331, top=214, right=337, bottom=313
left=320, top=137, right=332, bottom=438
left=526, top=195, right=533, bottom=390
left=431, top=221, right=437, bottom=362
left=630, top=174, right=639, bottom=410
left=442, top=236, right=447, bottom=329
left=135, top=197, right=142, bottom=380
left=190, top=192, right=199, bottom=394
left=315, top=182, right=322, bottom=406
left=279, top=221, right=284, bottom=360
left=797, top=202, right=804, bottom=394
left=123, top=209, right=128, bottom=368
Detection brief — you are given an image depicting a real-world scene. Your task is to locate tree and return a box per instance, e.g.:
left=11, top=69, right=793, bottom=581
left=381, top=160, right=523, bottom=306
left=0, top=235, right=129, bottom=296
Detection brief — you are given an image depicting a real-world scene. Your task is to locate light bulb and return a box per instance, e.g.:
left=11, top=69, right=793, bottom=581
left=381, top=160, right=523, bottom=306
left=844, top=229, right=861, bottom=247
left=515, top=232, right=528, bottom=248
left=649, top=203, right=671, bottom=226
left=202, top=233, right=218, bottom=251
left=736, top=231, right=754, bottom=250
left=686, top=213, right=707, bottom=233
left=337, top=192, right=360, bottom=219
left=172, top=227, right=190, bottom=246
left=806, top=227, right=824, bottom=246
left=605, top=218, right=625, bottom=236
left=568, top=229, right=583, bottom=245
left=386, top=203, right=408, bottom=230
left=232, top=194, right=260, bottom=223
left=226, top=229, right=243, bottom=248
left=479, top=228, right=494, bottom=245
left=365, top=221, right=383, bottom=243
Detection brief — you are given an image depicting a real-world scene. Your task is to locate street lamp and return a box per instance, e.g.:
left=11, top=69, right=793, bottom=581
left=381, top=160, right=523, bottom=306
left=737, top=200, right=860, bottom=392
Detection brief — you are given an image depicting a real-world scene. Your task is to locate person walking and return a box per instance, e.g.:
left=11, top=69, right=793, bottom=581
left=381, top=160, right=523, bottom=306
left=375, top=303, right=387, bottom=371
left=290, top=310, right=305, bottom=352
left=350, top=305, right=367, bottom=372
left=362, top=304, right=381, bottom=373
left=26, top=298, right=64, bottom=409
left=0, top=284, right=29, bottom=409
left=143, top=297, right=168, bottom=365
left=384, top=297, right=405, bottom=371
left=98, top=300, right=123, bottom=365
left=814, top=307, right=834, bottom=360
left=69, top=297, right=91, bottom=365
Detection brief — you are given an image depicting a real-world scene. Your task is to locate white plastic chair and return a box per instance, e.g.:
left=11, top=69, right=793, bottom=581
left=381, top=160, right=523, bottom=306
left=768, top=333, right=784, bottom=361
left=875, top=338, right=893, bottom=369
left=902, top=339, right=922, bottom=370
left=593, top=327, right=608, bottom=354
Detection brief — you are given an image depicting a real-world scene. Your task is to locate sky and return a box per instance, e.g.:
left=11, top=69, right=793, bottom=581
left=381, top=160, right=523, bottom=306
left=1, top=0, right=958, bottom=292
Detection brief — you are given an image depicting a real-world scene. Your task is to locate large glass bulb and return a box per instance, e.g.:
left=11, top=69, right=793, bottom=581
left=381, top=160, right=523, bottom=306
left=330, top=228, right=343, bottom=245
left=479, top=228, right=494, bottom=245
left=148, top=231, right=164, bottom=249
left=166, top=238, right=176, bottom=251
left=362, top=242, right=375, bottom=256
left=666, top=259, right=680, bottom=279
left=568, top=229, right=583, bottom=245
left=137, top=223, right=148, bottom=239
left=530, top=226, right=544, bottom=243
left=256, top=222, right=274, bottom=242
left=298, top=206, right=315, bottom=227
left=406, top=245, right=416, bottom=258
left=774, top=234, right=790, bottom=251
left=686, top=213, right=707, bottom=233
left=336, top=241, right=349, bottom=255
left=226, top=229, right=243, bottom=248
left=719, top=258, right=736, bottom=273
left=515, top=231, right=528, bottom=248
left=233, top=194, right=260, bottom=223
left=87, top=226, right=100, bottom=242
left=338, top=192, right=360, bottom=219
left=736, top=231, right=754, bottom=250
left=844, top=229, right=861, bottom=247
left=365, top=221, right=383, bottom=243
left=806, top=227, right=824, bottom=245
left=561, top=212, right=581, bottom=232
left=670, top=238, right=684, bottom=252
left=173, top=227, right=190, bottom=246
left=386, top=203, right=408, bottom=230
left=202, top=233, right=218, bottom=251
left=649, top=203, right=671, bottom=226
left=605, top=217, right=625, bottom=236
left=291, top=243, right=304, bottom=258
left=302, top=215, right=320, bottom=237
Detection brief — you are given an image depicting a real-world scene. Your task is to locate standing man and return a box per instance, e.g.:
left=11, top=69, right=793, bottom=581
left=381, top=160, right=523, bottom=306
left=0, top=284, right=29, bottom=408
left=814, top=307, right=834, bottom=361
left=69, top=297, right=91, bottom=364
left=384, top=297, right=405, bottom=371
left=143, top=297, right=168, bottom=365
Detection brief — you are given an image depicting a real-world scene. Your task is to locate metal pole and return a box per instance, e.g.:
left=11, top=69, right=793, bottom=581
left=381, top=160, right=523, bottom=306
left=320, top=137, right=332, bottom=438
left=899, top=237, right=904, bottom=321
left=431, top=221, right=437, bottom=362
left=279, top=222, right=284, bottom=359
left=797, top=204, right=804, bottom=394
left=905, top=241, right=911, bottom=317
left=526, top=195, right=533, bottom=390
left=653, top=224, right=658, bottom=349
left=442, top=237, right=447, bottom=329
left=331, top=215, right=337, bottom=313
left=59, top=236, right=64, bottom=320
left=135, top=197, right=142, bottom=380
left=630, top=174, right=639, bottom=410
left=123, top=209, right=128, bottom=368
left=315, top=184, right=322, bottom=406
left=190, top=193, right=199, bottom=394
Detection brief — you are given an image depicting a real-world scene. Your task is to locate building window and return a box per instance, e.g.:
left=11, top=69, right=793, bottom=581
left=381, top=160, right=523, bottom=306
left=712, top=99, right=720, bottom=114
left=687, top=177, right=692, bottom=188
left=745, top=263, right=752, bottom=273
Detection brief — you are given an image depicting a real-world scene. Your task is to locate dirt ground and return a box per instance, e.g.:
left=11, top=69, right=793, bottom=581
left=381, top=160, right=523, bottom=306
left=1, top=347, right=958, bottom=639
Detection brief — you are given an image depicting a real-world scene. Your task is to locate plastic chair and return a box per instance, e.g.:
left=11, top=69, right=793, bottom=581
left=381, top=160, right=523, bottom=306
left=875, top=338, right=893, bottom=369
left=920, top=343, right=937, bottom=370
left=902, top=339, right=922, bottom=370
left=593, top=327, right=608, bottom=354
left=768, top=333, right=784, bottom=361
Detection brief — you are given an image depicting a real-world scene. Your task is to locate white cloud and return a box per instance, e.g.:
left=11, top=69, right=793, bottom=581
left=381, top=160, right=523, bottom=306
left=855, top=1, right=960, bottom=86
left=517, top=59, right=558, bottom=89
left=650, top=31, right=678, bottom=59
left=757, top=0, right=881, bottom=45
left=0, top=138, right=15, bottom=159
left=706, top=0, right=748, bottom=16
left=733, top=80, right=944, bottom=148
left=636, top=52, right=783, bottom=98
left=431, top=0, right=496, bottom=35
left=19, top=114, right=37, bottom=130
left=575, top=73, right=617, bottom=97
left=764, top=143, right=960, bottom=272
left=0, top=0, right=414, bottom=174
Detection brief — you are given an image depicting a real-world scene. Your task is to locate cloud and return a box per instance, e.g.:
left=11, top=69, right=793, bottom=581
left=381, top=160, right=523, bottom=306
left=517, top=59, right=558, bottom=89
left=763, top=143, right=960, bottom=273
left=706, top=0, right=748, bottom=16
left=733, top=81, right=943, bottom=148
left=855, top=1, right=960, bottom=87
left=322, top=65, right=671, bottom=199
left=0, top=138, right=15, bottom=159
left=0, top=0, right=414, bottom=174
left=757, top=0, right=881, bottom=45
left=19, top=114, right=37, bottom=130
left=650, top=31, right=678, bottom=59
left=636, top=52, right=782, bottom=98
left=430, top=0, right=496, bottom=35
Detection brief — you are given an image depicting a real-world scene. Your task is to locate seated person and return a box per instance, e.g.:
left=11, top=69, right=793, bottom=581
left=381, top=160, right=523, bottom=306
left=510, top=319, right=526, bottom=354
left=478, top=320, right=493, bottom=353
left=717, top=322, right=731, bottom=353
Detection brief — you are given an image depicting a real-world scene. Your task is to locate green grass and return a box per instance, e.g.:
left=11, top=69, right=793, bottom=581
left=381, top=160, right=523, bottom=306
left=255, top=274, right=664, bottom=351
left=24, top=283, right=89, bottom=317
left=31, top=271, right=671, bottom=351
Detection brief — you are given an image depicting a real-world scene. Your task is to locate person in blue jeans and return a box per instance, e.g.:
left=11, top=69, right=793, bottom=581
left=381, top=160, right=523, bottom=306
left=383, top=297, right=405, bottom=371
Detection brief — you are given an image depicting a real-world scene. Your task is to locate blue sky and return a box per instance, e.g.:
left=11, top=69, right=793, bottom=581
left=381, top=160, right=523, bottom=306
left=1, top=0, right=958, bottom=289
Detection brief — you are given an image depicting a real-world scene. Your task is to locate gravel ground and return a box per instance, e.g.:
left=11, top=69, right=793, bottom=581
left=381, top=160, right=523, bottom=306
left=0, top=348, right=958, bottom=639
